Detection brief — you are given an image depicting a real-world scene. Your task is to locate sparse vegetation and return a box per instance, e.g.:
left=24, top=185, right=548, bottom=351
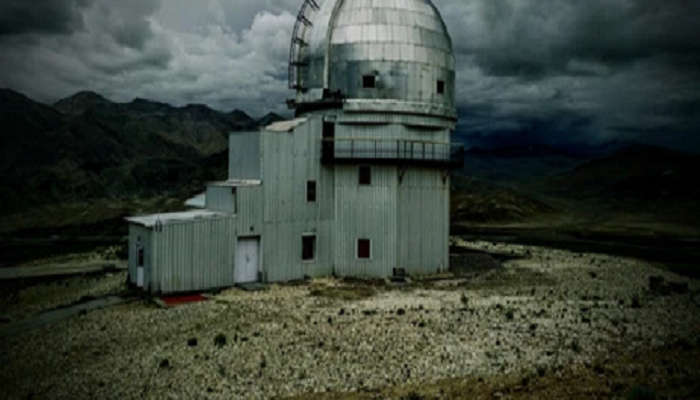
left=2, top=240, right=698, bottom=399
left=309, top=285, right=376, bottom=301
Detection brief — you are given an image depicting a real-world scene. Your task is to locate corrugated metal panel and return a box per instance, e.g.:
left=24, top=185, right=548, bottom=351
left=237, top=185, right=263, bottom=236
left=334, top=165, right=397, bottom=278
left=337, top=123, right=449, bottom=142
left=262, top=220, right=333, bottom=282
left=229, top=131, right=261, bottom=180
left=260, top=116, right=335, bottom=282
left=150, top=216, right=237, bottom=294
left=338, top=113, right=455, bottom=129
left=206, top=185, right=236, bottom=213
left=397, top=168, right=449, bottom=275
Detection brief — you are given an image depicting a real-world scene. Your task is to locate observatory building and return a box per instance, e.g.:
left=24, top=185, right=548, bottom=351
left=126, top=0, right=462, bottom=294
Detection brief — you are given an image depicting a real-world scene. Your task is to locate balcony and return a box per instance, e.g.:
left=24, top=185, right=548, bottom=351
left=322, top=138, right=464, bottom=168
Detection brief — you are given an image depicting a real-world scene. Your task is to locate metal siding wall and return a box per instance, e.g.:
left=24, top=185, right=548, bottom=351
left=397, top=167, right=449, bottom=275
left=206, top=185, right=236, bottom=213
left=229, top=131, right=261, bottom=180
left=151, top=216, right=237, bottom=294
left=237, top=186, right=263, bottom=236
left=260, top=117, right=335, bottom=282
left=334, top=165, right=397, bottom=278
left=337, top=123, right=450, bottom=142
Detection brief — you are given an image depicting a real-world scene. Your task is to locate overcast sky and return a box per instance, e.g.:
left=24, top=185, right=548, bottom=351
left=1, top=0, right=699, bottom=150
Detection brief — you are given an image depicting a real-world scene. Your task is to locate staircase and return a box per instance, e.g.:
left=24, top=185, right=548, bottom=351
left=289, top=0, right=320, bottom=91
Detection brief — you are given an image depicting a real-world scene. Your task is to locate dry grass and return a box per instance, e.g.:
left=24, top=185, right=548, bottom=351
left=309, top=285, right=377, bottom=302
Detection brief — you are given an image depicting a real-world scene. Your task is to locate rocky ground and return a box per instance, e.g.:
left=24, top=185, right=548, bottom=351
left=1, top=240, right=699, bottom=399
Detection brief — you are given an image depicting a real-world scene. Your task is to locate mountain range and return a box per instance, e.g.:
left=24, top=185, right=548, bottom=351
left=1, top=88, right=699, bottom=236
left=0, top=89, right=283, bottom=214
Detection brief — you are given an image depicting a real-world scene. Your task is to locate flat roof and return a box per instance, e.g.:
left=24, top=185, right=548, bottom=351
left=126, top=210, right=227, bottom=228
left=208, top=179, right=262, bottom=187
left=265, top=118, right=308, bottom=132
left=184, top=192, right=206, bottom=208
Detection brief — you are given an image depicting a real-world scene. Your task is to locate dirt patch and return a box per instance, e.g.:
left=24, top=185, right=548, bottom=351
left=1, top=241, right=698, bottom=399
left=286, top=340, right=700, bottom=399
left=309, top=285, right=377, bottom=302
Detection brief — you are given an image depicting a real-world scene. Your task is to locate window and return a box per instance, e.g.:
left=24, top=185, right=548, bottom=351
left=322, top=121, right=335, bottom=139
left=302, top=235, right=316, bottom=261
left=357, top=239, right=371, bottom=259
left=359, top=166, right=371, bottom=185
left=362, top=75, right=376, bottom=88
left=307, top=180, right=317, bottom=202
left=137, top=247, right=144, bottom=266
left=322, top=122, right=335, bottom=161
left=437, top=80, right=445, bottom=94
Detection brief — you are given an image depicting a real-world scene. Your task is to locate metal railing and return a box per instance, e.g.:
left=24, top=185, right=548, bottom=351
left=288, top=0, right=319, bottom=90
left=322, top=138, right=464, bottom=167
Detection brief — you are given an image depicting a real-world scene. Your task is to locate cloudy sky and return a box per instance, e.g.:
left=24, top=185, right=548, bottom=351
left=1, top=0, right=699, bottom=150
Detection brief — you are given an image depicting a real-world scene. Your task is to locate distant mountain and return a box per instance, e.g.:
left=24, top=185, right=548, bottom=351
left=459, top=143, right=587, bottom=185
left=465, top=144, right=581, bottom=158
left=0, top=89, right=260, bottom=214
left=451, top=177, right=554, bottom=223
left=257, top=112, right=285, bottom=127
left=53, top=91, right=113, bottom=116
left=535, top=144, right=700, bottom=219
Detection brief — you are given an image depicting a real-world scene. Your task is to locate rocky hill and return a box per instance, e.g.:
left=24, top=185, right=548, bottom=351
left=534, top=144, right=700, bottom=219
left=0, top=89, right=266, bottom=215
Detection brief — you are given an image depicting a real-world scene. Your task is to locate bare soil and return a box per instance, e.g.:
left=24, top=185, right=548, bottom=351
left=0, top=240, right=698, bottom=399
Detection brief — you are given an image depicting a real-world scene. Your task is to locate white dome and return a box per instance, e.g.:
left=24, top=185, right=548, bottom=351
left=289, top=0, right=456, bottom=118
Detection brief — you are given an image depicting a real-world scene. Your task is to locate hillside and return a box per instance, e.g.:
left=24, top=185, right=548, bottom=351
left=460, top=144, right=587, bottom=185
left=451, top=177, right=554, bottom=223
left=535, top=144, right=700, bottom=221
left=0, top=90, right=260, bottom=216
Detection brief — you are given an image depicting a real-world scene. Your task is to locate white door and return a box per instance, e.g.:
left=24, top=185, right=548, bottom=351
left=235, top=238, right=260, bottom=283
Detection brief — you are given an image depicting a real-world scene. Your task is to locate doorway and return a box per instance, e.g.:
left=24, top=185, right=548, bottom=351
left=235, top=237, right=260, bottom=283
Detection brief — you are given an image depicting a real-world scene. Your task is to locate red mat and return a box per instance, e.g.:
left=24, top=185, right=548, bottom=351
left=161, top=294, right=207, bottom=306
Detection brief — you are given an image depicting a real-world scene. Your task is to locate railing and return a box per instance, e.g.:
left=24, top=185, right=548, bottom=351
left=322, top=139, right=464, bottom=168
left=288, top=0, right=320, bottom=90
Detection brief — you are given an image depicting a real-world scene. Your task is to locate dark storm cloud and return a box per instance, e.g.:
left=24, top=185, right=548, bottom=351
left=0, top=0, right=698, bottom=149
left=433, top=0, right=700, bottom=150
left=441, top=0, right=700, bottom=79
left=0, top=0, right=89, bottom=36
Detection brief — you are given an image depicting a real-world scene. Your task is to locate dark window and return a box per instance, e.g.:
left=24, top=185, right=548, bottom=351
left=363, top=75, right=376, bottom=88
left=137, top=247, right=144, bottom=266
left=307, top=181, right=317, bottom=202
left=359, top=166, right=371, bottom=185
left=302, top=235, right=316, bottom=261
left=437, top=80, right=445, bottom=94
left=357, top=239, right=371, bottom=259
left=322, top=121, right=335, bottom=139
left=322, top=122, right=335, bottom=161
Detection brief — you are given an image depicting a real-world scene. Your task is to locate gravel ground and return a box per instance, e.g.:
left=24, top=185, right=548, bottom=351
left=1, top=240, right=698, bottom=399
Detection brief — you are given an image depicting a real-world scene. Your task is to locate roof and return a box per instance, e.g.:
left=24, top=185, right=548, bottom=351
left=289, top=0, right=456, bottom=116
left=209, top=179, right=262, bottom=187
left=126, top=210, right=227, bottom=228
left=265, top=118, right=308, bottom=132
left=184, top=192, right=206, bottom=208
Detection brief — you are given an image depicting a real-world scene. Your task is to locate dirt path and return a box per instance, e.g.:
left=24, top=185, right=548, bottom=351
left=0, top=261, right=126, bottom=280
left=0, top=296, right=129, bottom=338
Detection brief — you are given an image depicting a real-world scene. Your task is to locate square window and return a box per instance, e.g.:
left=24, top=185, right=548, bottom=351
left=363, top=75, right=376, bottom=88
left=357, top=239, right=371, bottom=259
left=322, top=122, right=335, bottom=139
left=359, top=166, right=371, bottom=185
left=307, top=181, right=317, bottom=202
left=302, top=235, right=316, bottom=261
left=437, top=80, right=445, bottom=94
